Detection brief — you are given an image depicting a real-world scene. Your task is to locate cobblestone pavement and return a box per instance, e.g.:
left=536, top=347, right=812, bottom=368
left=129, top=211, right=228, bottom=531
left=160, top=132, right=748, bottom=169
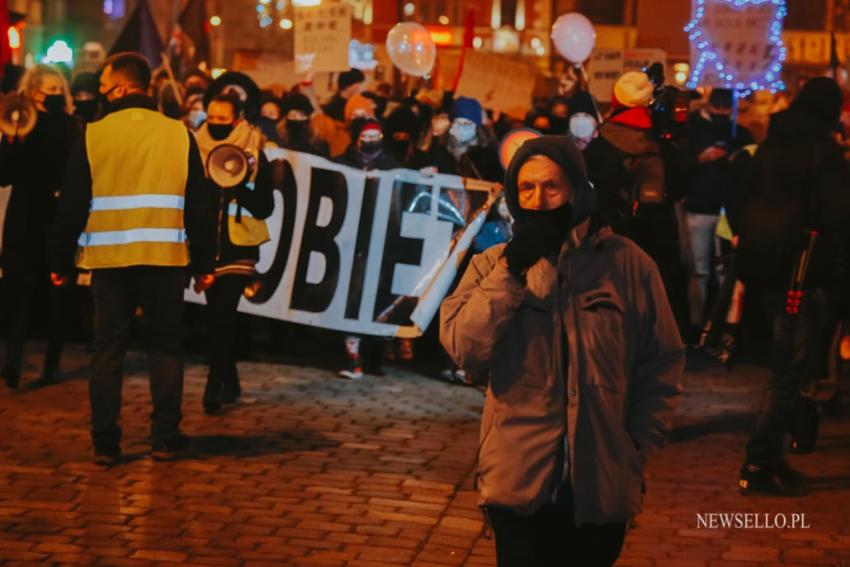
left=1, top=345, right=849, bottom=566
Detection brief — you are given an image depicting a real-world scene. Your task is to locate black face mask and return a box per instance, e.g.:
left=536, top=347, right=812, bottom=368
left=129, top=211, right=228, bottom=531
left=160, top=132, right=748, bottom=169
left=285, top=120, right=310, bottom=138
left=208, top=123, right=234, bottom=141
left=43, top=94, right=66, bottom=114
left=522, top=202, right=575, bottom=239
left=357, top=140, right=383, bottom=162
left=74, top=99, right=99, bottom=122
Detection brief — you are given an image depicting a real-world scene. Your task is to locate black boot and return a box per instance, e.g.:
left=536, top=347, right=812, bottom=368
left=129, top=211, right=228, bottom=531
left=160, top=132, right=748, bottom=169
left=789, top=398, right=820, bottom=454
left=2, top=364, right=20, bottom=389
left=203, top=377, right=222, bottom=414
left=739, top=460, right=807, bottom=496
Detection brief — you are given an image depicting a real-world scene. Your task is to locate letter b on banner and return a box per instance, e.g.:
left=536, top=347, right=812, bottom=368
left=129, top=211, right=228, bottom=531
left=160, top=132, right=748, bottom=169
left=291, top=168, right=347, bottom=312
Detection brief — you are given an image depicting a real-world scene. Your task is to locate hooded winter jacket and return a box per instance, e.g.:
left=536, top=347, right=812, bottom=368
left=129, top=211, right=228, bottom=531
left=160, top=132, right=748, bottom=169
left=440, top=136, right=684, bottom=525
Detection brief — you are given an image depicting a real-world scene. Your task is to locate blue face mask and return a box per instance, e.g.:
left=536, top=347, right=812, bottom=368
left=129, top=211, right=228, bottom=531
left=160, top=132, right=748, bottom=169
left=187, top=109, right=207, bottom=130
left=450, top=121, right=477, bottom=144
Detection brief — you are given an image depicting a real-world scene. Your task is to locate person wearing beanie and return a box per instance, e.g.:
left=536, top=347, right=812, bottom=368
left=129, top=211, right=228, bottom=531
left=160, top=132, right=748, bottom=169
left=323, top=68, right=365, bottom=121
left=382, top=105, right=422, bottom=166
left=736, top=77, right=850, bottom=495
left=277, top=92, right=328, bottom=157
left=440, top=136, right=683, bottom=567
left=343, top=93, right=376, bottom=123
left=70, top=72, right=102, bottom=123
left=584, top=70, right=688, bottom=331
left=683, top=88, right=753, bottom=331
left=333, top=118, right=400, bottom=380
left=435, top=96, right=502, bottom=182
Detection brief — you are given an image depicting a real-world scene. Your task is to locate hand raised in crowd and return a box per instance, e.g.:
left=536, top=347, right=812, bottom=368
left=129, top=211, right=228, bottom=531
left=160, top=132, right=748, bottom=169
left=698, top=145, right=728, bottom=163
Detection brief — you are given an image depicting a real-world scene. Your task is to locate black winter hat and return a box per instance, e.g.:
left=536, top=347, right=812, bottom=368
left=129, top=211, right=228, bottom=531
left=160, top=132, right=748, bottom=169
left=280, top=93, right=314, bottom=116
left=337, top=68, right=365, bottom=91
left=791, top=77, right=842, bottom=131
left=708, top=88, right=734, bottom=110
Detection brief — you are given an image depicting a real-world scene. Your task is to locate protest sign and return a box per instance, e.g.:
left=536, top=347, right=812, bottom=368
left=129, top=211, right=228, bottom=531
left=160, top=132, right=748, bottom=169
left=454, top=51, right=537, bottom=119
left=186, top=149, right=501, bottom=339
left=588, top=48, right=667, bottom=103
left=294, top=4, right=352, bottom=74
left=233, top=50, right=334, bottom=100
left=686, top=0, right=785, bottom=91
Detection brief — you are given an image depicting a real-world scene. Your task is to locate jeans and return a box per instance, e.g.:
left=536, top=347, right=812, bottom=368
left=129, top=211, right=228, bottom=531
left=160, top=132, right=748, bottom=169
left=204, top=274, right=248, bottom=385
left=745, top=288, right=832, bottom=466
left=89, top=267, right=186, bottom=450
left=487, top=506, right=626, bottom=567
left=685, top=212, right=721, bottom=327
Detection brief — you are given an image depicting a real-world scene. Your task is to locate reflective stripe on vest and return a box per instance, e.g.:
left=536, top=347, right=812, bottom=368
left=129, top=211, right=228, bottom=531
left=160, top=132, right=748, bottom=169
left=90, top=194, right=185, bottom=212
left=227, top=203, right=254, bottom=218
left=79, top=228, right=187, bottom=247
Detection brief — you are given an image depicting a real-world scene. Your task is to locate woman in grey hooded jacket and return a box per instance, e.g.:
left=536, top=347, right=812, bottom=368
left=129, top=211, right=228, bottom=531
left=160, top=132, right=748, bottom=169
left=440, top=136, right=684, bottom=566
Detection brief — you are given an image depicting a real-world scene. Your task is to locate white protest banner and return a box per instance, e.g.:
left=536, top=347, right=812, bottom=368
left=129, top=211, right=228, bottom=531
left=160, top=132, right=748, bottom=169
left=294, top=4, right=352, bottom=74
left=588, top=48, right=667, bottom=103
left=186, top=150, right=501, bottom=339
left=685, top=0, right=785, bottom=91
left=454, top=51, right=537, bottom=119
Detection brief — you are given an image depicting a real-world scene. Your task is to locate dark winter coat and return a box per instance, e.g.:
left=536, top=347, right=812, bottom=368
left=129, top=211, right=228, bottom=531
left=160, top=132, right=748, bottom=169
left=0, top=112, right=79, bottom=279
left=737, top=109, right=850, bottom=308
left=440, top=136, right=684, bottom=524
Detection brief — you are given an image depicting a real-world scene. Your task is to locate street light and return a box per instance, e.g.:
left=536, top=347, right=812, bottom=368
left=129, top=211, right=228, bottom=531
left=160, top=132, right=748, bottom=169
left=210, top=15, right=222, bottom=27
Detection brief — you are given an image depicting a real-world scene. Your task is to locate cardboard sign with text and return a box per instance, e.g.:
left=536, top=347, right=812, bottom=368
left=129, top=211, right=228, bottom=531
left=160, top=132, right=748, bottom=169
left=454, top=51, right=536, bottom=119
left=294, top=4, right=352, bottom=74
left=589, top=48, right=667, bottom=103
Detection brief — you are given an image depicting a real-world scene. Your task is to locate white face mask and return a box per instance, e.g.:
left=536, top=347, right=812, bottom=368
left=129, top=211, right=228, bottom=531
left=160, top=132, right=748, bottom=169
left=187, top=109, right=207, bottom=130
left=449, top=120, right=477, bottom=144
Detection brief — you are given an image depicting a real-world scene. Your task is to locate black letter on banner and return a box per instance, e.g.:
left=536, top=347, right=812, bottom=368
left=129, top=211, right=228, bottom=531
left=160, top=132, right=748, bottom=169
left=373, top=181, right=426, bottom=325
left=246, top=159, right=298, bottom=304
left=290, top=168, right=347, bottom=312
left=344, top=176, right=380, bottom=319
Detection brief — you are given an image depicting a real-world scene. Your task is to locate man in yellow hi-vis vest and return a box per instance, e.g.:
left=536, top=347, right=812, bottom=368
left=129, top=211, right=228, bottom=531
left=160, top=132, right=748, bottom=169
left=50, top=52, right=217, bottom=465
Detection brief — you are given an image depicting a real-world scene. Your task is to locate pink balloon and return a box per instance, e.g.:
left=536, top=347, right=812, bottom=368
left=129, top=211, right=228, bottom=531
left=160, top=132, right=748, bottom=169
left=551, top=13, right=596, bottom=63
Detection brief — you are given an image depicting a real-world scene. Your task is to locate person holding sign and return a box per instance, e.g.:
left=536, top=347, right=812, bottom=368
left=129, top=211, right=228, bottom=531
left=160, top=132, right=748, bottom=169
left=441, top=136, right=683, bottom=566
left=193, top=93, right=275, bottom=414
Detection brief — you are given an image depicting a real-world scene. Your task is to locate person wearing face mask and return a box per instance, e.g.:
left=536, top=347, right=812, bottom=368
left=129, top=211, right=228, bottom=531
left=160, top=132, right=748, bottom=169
left=71, top=72, right=102, bottom=124
left=193, top=94, right=274, bottom=414
left=277, top=93, right=329, bottom=157
left=546, top=95, right=571, bottom=135
left=323, top=68, right=365, bottom=122
left=683, top=88, right=753, bottom=332
left=0, top=64, right=80, bottom=390
left=334, top=118, right=401, bottom=379
left=381, top=105, right=422, bottom=167
left=182, top=88, right=207, bottom=132
left=440, top=136, right=683, bottom=567
left=50, top=52, right=217, bottom=464
left=445, top=96, right=503, bottom=183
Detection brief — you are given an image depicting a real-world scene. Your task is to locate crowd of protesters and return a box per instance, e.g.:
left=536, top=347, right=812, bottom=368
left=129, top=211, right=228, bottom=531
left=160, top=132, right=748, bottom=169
left=1, top=52, right=850, bottom=533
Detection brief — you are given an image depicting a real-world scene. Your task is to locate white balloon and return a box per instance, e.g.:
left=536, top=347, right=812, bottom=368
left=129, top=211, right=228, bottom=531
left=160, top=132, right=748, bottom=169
left=551, top=12, right=596, bottom=63
left=386, top=22, right=436, bottom=77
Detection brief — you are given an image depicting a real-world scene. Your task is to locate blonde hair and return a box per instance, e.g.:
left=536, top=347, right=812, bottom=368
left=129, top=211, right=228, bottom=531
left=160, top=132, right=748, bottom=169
left=19, top=64, right=73, bottom=114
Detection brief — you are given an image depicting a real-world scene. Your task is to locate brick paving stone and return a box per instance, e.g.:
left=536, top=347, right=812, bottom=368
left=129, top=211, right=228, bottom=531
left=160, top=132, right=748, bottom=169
left=1, top=345, right=849, bottom=565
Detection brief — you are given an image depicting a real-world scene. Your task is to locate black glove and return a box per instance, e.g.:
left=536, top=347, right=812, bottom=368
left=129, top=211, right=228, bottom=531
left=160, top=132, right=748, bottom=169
left=502, top=216, right=567, bottom=280
left=502, top=203, right=575, bottom=280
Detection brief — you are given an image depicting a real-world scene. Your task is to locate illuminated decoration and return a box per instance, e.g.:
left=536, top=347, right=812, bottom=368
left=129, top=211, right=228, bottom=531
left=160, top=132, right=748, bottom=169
left=43, top=40, right=74, bottom=65
left=292, top=0, right=321, bottom=5
left=211, top=68, right=227, bottom=79
left=472, top=36, right=483, bottom=49
left=438, top=15, right=450, bottom=25
left=499, top=128, right=542, bottom=169
left=673, top=62, right=690, bottom=85
left=491, top=0, right=501, bottom=30
left=210, top=15, right=222, bottom=27
left=684, top=0, right=787, bottom=94
left=403, top=3, right=415, bottom=16
left=515, top=0, right=526, bottom=31
left=8, top=27, right=21, bottom=50
left=428, top=28, right=453, bottom=46
left=279, top=18, right=293, bottom=29
left=103, top=0, right=125, bottom=19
